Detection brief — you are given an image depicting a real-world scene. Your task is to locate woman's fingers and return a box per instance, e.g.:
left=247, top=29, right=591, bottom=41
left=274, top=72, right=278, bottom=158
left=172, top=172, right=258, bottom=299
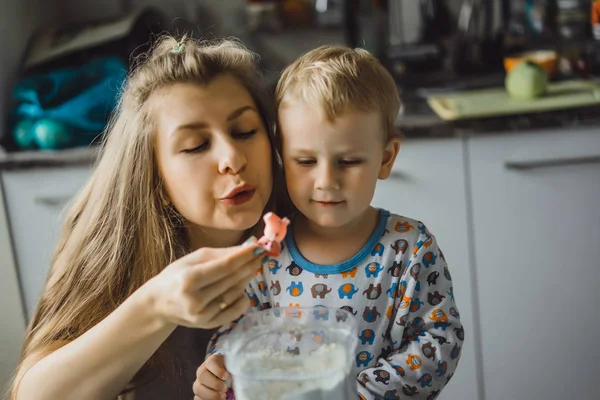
left=154, top=238, right=265, bottom=329
left=188, top=272, right=255, bottom=328
left=196, top=256, right=261, bottom=311
left=187, top=241, right=264, bottom=289
left=185, top=236, right=259, bottom=264
left=202, top=291, right=250, bottom=329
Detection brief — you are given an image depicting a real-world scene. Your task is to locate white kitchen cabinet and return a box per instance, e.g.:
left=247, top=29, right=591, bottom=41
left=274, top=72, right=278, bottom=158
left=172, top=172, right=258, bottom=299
left=372, top=137, right=480, bottom=400
left=467, top=128, right=600, bottom=400
left=2, top=166, right=92, bottom=319
left=0, top=180, right=27, bottom=391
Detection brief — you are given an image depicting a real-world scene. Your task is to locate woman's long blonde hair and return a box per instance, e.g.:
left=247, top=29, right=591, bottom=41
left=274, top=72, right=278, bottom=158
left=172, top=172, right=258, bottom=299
left=11, top=35, right=279, bottom=396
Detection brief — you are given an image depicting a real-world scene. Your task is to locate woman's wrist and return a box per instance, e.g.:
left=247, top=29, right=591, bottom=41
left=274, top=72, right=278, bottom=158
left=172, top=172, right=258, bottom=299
left=133, top=278, right=177, bottom=333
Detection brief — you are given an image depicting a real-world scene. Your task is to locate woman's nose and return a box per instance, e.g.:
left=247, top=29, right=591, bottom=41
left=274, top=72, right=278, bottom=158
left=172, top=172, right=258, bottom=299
left=217, top=139, right=247, bottom=175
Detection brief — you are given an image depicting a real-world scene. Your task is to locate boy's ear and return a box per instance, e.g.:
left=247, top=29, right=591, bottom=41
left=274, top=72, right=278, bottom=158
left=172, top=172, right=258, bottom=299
left=378, top=138, right=401, bottom=179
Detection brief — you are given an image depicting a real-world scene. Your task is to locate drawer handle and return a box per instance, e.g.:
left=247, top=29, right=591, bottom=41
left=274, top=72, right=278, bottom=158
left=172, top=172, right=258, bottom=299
left=504, top=155, right=600, bottom=170
left=34, top=196, right=72, bottom=207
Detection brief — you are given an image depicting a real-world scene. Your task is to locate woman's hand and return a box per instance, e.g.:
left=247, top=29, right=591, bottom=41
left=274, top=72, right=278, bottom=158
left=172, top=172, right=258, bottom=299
left=145, top=236, right=264, bottom=329
left=193, top=354, right=230, bottom=400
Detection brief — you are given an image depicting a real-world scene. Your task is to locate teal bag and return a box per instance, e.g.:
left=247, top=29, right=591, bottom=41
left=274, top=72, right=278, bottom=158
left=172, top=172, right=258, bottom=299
left=12, top=56, right=127, bottom=150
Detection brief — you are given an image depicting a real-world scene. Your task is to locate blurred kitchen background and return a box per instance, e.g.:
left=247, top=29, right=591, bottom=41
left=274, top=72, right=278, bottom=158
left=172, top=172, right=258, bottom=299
left=1, top=1, right=599, bottom=399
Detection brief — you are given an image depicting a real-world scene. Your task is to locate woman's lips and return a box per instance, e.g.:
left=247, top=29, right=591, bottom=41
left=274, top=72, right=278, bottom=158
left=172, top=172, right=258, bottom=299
left=221, top=189, right=256, bottom=205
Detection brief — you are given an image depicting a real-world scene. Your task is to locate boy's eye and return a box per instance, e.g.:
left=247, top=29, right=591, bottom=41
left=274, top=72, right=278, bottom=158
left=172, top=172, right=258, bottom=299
left=233, top=129, right=258, bottom=139
left=340, top=159, right=362, bottom=166
left=182, top=141, right=209, bottom=153
left=295, top=158, right=316, bottom=166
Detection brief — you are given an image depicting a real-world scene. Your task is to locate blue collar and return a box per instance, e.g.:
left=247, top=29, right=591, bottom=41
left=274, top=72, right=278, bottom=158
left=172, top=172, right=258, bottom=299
left=284, top=209, right=390, bottom=274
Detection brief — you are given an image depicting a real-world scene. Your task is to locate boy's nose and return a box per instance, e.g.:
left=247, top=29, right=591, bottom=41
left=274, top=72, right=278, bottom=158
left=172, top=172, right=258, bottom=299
left=315, top=164, right=340, bottom=190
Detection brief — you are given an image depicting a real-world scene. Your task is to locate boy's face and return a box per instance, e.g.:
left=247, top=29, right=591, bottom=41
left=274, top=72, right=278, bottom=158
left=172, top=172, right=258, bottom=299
left=279, top=101, right=399, bottom=229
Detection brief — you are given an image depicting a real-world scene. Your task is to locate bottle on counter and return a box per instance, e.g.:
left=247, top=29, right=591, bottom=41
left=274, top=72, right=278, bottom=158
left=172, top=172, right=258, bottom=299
left=555, top=0, right=589, bottom=41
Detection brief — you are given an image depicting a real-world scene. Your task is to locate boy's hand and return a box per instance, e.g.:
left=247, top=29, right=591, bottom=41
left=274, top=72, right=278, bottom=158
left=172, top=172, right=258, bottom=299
left=193, top=354, right=230, bottom=400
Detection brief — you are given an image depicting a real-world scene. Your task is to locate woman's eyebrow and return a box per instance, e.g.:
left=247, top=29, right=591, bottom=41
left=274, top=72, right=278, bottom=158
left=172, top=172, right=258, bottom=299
left=227, top=105, right=257, bottom=121
left=171, top=122, right=208, bottom=137
left=171, top=105, right=258, bottom=137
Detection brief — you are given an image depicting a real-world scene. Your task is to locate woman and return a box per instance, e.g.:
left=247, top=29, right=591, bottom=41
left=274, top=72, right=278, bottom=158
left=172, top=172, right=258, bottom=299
left=12, top=35, right=282, bottom=400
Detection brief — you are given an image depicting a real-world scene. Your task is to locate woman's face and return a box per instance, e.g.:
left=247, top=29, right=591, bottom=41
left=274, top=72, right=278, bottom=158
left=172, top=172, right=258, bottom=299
left=152, top=76, right=273, bottom=246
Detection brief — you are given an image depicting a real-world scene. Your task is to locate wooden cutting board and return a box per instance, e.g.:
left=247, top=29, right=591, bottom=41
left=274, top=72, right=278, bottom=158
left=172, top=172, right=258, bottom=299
left=427, top=80, right=600, bottom=120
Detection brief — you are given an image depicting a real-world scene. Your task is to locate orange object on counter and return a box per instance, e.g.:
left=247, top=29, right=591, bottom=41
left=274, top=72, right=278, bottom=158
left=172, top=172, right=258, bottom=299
left=504, top=50, right=557, bottom=78
left=280, top=0, right=314, bottom=26
left=592, top=0, right=600, bottom=39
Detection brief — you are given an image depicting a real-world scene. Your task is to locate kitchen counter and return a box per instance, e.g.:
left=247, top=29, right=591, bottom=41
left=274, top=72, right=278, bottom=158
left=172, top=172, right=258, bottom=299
left=395, top=74, right=600, bottom=137
left=7, top=26, right=600, bottom=169
left=2, top=51, right=600, bottom=171
left=2, top=102, right=599, bottom=171
left=2, top=102, right=600, bottom=170
left=250, top=31, right=600, bottom=138
left=0, top=146, right=98, bottom=170
left=397, top=101, right=600, bottom=138
left=3, top=27, right=599, bottom=169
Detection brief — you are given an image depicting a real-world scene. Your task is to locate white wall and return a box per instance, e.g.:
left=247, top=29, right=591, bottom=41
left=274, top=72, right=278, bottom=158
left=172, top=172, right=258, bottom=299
left=55, top=0, right=176, bottom=24
left=54, top=0, right=247, bottom=37
left=0, top=1, right=58, bottom=391
left=0, top=181, right=26, bottom=395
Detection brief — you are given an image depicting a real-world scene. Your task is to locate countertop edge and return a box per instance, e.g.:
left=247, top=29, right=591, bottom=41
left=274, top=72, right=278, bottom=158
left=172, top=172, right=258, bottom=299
left=0, top=147, right=99, bottom=171
left=2, top=118, right=600, bottom=170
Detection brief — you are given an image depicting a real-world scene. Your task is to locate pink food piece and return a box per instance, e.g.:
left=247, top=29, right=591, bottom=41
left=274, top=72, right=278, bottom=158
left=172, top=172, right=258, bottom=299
left=258, top=212, right=289, bottom=256
left=257, top=237, right=282, bottom=257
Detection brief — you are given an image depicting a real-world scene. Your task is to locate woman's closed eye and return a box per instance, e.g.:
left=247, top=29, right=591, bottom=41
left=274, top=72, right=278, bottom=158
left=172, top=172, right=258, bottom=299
left=232, top=129, right=258, bottom=140
left=295, top=158, right=316, bottom=166
left=182, top=141, right=209, bottom=154
left=181, top=129, right=258, bottom=153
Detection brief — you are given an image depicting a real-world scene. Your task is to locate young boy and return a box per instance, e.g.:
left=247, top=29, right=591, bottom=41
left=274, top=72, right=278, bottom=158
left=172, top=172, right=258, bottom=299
left=197, top=46, right=463, bottom=400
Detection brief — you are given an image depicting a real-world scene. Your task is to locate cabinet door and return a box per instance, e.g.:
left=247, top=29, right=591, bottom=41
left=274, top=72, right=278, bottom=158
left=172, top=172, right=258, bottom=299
left=2, top=166, right=92, bottom=319
left=372, top=138, right=480, bottom=400
left=468, top=128, right=600, bottom=400
left=0, top=181, right=26, bottom=389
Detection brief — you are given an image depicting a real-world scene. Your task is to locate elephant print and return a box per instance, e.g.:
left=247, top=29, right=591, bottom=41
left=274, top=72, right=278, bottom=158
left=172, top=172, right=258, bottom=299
left=365, top=262, right=384, bottom=278
left=356, top=351, right=374, bottom=367
left=311, top=283, right=332, bottom=299
left=270, top=281, right=281, bottom=296
left=286, top=282, right=304, bottom=297
left=338, top=283, right=359, bottom=299
left=361, top=282, right=380, bottom=300
left=268, top=259, right=282, bottom=275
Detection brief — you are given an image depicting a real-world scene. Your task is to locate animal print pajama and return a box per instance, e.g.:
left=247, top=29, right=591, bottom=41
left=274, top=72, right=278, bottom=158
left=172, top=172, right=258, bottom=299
left=209, top=210, right=464, bottom=400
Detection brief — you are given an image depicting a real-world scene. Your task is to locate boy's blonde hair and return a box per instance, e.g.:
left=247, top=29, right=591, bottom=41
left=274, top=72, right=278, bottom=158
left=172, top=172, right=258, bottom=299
left=11, top=35, right=279, bottom=398
left=275, top=45, right=401, bottom=141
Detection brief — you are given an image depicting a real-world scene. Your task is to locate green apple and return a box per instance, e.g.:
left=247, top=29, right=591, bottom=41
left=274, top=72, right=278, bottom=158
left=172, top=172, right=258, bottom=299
left=505, top=60, right=548, bottom=100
